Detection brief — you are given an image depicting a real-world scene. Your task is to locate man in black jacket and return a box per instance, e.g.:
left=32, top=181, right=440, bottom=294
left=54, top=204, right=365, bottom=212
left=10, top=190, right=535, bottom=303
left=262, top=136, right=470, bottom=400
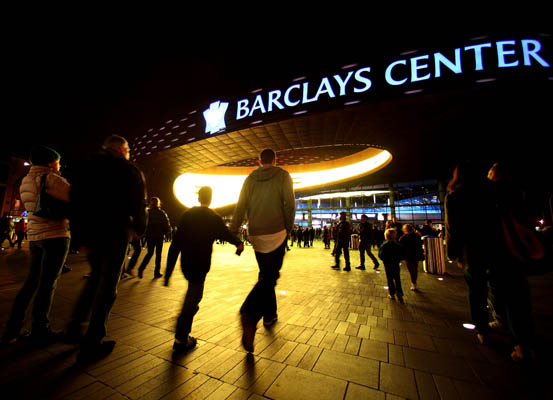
left=137, top=197, right=171, bottom=279
left=164, top=187, right=243, bottom=352
left=331, top=212, right=352, bottom=271
left=66, top=135, right=147, bottom=363
left=356, top=214, right=380, bottom=270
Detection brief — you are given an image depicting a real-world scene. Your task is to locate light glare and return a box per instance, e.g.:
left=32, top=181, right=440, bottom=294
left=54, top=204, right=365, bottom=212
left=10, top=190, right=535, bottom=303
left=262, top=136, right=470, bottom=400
left=174, top=150, right=391, bottom=208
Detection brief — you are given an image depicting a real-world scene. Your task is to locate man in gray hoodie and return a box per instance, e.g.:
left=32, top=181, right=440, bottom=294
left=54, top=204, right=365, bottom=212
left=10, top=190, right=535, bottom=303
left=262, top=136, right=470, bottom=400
left=230, top=149, right=295, bottom=352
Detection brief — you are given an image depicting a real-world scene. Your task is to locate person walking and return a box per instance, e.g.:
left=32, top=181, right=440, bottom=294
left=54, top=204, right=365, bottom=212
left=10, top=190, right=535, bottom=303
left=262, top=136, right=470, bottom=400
left=1, top=145, right=70, bottom=345
left=13, top=218, right=27, bottom=249
left=1, top=213, right=15, bottom=249
left=356, top=214, right=380, bottom=270
left=400, top=224, right=424, bottom=291
left=65, top=135, right=147, bottom=363
left=122, top=235, right=142, bottom=278
left=323, top=226, right=331, bottom=249
left=164, top=187, right=243, bottom=352
left=331, top=211, right=352, bottom=271
left=230, top=149, right=295, bottom=353
left=137, top=197, right=171, bottom=279
left=378, top=229, right=404, bottom=302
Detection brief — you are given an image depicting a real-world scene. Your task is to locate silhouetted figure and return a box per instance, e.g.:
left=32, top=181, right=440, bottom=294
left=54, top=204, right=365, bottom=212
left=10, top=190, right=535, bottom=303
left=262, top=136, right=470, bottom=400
left=399, top=224, right=424, bottom=291
left=331, top=212, right=351, bottom=271
left=164, top=187, right=243, bottom=352
left=2, top=145, right=70, bottom=346
left=357, top=214, right=380, bottom=270
left=0, top=213, right=15, bottom=248
left=379, top=229, right=404, bottom=302
left=65, top=135, right=147, bottom=363
left=230, top=149, right=295, bottom=353
left=137, top=197, right=171, bottom=279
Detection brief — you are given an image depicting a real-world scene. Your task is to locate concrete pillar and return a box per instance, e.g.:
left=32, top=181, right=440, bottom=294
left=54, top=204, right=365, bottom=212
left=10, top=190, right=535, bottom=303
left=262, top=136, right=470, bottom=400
left=345, top=197, right=351, bottom=222
left=389, top=183, right=396, bottom=219
left=438, top=180, right=446, bottom=222
left=307, top=199, right=313, bottom=227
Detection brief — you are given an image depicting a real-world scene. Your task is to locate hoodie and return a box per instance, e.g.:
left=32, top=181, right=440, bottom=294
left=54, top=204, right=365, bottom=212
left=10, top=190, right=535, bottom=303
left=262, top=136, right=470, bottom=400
left=230, top=165, right=295, bottom=236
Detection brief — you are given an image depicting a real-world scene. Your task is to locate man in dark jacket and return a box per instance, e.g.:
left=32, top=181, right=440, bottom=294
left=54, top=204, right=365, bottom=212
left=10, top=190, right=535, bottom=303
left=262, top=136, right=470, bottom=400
left=356, top=214, right=380, bottom=270
left=331, top=212, right=352, bottom=271
left=230, top=149, right=295, bottom=353
left=66, top=135, right=147, bottom=363
left=137, top=197, right=171, bottom=279
left=164, top=186, right=243, bottom=352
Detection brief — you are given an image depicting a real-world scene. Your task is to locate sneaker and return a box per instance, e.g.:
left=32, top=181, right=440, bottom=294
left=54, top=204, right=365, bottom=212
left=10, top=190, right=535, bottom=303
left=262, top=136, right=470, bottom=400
left=331, top=265, right=340, bottom=270
left=1, top=329, right=21, bottom=346
left=240, top=313, right=256, bottom=353
left=62, top=265, right=72, bottom=274
left=343, top=266, right=351, bottom=271
left=125, top=269, right=135, bottom=277
left=154, top=273, right=163, bottom=279
left=263, top=314, right=278, bottom=327
left=138, top=269, right=144, bottom=279
left=410, top=285, right=417, bottom=291
left=173, top=336, right=197, bottom=353
left=397, top=294, right=404, bottom=303
left=387, top=294, right=395, bottom=300
left=356, top=266, right=366, bottom=270
left=373, top=263, right=380, bottom=269
left=77, top=340, right=116, bottom=364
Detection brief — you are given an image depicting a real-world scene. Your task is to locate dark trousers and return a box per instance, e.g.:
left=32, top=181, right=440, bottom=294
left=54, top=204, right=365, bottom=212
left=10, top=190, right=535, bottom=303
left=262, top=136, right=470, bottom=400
left=359, top=241, right=379, bottom=267
left=240, top=239, right=286, bottom=323
left=126, top=239, right=142, bottom=271
left=405, top=259, right=419, bottom=284
left=175, top=280, right=205, bottom=341
left=14, top=231, right=25, bottom=248
left=463, top=265, right=489, bottom=334
left=488, top=264, right=534, bottom=346
left=6, top=238, right=69, bottom=334
left=1, top=232, right=14, bottom=248
left=138, top=239, right=164, bottom=275
left=334, top=241, right=350, bottom=268
left=69, top=235, right=128, bottom=345
left=384, top=262, right=403, bottom=297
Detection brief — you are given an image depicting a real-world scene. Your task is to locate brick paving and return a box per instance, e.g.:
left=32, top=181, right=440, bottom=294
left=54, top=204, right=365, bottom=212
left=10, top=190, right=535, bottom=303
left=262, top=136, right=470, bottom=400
left=1, top=240, right=552, bottom=399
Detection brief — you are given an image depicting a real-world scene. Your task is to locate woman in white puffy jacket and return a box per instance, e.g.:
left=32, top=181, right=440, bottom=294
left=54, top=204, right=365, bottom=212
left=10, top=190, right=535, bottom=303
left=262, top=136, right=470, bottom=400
left=1, top=145, right=70, bottom=345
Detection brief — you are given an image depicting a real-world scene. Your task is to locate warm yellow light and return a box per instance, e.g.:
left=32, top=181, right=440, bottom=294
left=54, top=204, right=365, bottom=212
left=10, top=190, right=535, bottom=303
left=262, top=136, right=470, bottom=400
left=173, top=149, right=392, bottom=208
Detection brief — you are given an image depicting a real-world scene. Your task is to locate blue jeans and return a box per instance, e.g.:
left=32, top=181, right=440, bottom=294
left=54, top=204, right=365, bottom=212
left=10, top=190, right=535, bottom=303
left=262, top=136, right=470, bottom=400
left=6, top=238, right=69, bottom=334
left=240, top=239, right=286, bottom=323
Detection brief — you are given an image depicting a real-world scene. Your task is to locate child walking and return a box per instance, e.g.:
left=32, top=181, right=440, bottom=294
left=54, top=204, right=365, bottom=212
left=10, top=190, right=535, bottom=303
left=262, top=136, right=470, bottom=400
left=378, top=229, right=404, bottom=303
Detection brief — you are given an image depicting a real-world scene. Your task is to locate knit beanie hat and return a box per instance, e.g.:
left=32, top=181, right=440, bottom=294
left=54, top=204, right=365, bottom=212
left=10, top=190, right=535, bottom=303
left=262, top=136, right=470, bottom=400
left=30, top=145, right=61, bottom=166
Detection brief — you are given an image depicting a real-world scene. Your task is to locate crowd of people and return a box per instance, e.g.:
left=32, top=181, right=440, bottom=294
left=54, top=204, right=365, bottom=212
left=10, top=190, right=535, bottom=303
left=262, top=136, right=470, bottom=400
left=1, top=138, right=547, bottom=366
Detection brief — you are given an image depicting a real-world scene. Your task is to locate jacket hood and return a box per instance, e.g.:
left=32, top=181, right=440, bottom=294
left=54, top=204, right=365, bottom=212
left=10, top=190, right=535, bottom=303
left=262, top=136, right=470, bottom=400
left=249, top=165, right=282, bottom=182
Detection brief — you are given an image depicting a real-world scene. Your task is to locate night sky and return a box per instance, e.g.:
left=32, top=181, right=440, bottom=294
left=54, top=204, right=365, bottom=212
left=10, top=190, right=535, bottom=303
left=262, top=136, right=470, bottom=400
left=3, top=24, right=551, bottom=211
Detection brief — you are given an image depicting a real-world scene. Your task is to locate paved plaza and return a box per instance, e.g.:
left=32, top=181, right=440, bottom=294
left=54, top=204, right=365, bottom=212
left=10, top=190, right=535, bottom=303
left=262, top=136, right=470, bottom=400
left=1, top=240, right=552, bottom=399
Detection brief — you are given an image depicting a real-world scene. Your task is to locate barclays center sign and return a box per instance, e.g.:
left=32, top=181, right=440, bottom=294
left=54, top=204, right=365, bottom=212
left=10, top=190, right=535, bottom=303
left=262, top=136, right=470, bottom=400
left=203, top=38, right=550, bottom=135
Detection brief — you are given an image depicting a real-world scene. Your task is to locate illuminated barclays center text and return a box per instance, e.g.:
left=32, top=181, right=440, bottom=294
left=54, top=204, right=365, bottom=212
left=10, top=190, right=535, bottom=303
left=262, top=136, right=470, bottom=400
left=203, top=38, right=550, bottom=133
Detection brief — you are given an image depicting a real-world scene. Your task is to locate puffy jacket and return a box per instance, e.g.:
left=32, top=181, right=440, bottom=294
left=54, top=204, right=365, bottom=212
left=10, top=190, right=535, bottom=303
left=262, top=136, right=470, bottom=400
left=20, top=166, right=70, bottom=241
left=230, top=165, right=295, bottom=236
